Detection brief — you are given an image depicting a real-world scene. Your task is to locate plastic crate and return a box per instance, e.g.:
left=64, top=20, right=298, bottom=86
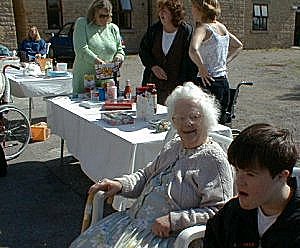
left=31, top=122, right=51, bottom=142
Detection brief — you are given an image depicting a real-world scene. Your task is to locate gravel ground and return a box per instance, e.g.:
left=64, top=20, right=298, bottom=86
left=227, top=48, right=300, bottom=145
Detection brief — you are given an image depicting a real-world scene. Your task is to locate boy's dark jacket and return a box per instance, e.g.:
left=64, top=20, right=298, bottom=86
left=204, top=176, right=300, bottom=248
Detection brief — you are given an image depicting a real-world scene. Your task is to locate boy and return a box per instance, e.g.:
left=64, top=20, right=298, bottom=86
left=204, top=123, right=300, bottom=247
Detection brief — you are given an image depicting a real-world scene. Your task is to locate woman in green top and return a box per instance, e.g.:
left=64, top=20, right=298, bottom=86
left=72, top=0, right=125, bottom=94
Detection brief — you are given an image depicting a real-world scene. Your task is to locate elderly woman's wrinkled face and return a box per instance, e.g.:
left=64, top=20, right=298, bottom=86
left=172, top=99, right=207, bottom=149
left=94, top=8, right=111, bottom=26
left=159, top=6, right=173, bottom=27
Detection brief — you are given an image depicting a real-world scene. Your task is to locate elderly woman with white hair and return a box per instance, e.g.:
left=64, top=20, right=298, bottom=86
left=70, top=82, right=233, bottom=248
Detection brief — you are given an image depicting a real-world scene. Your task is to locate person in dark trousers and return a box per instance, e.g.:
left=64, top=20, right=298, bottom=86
left=0, top=145, right=7, bottom=177
left=203, top=123, right=300, bottom=248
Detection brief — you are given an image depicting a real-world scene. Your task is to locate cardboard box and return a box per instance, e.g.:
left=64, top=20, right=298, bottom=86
left=31, top=122, right=51, bottom=142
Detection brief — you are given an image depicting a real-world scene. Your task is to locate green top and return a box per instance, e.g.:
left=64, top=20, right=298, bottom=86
left=72, top=17, right=125, bottom=93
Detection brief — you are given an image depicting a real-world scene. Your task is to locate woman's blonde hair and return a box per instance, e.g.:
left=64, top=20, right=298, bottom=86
left=166, top=81, right=220, bottom=133
left=87, top=0, right=113, bottom=24
left=27, top=25, right=41, bottom=41
left=191, top=0, right=221, bottom=22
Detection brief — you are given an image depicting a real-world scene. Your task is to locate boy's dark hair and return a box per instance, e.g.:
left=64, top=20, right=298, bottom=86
left=228, top=123, right=299, bottom=178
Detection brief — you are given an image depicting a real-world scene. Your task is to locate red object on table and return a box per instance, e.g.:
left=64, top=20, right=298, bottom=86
left=103, top=100, right=133, bottom=110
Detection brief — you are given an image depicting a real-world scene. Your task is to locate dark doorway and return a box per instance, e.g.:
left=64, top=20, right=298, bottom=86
left=294, top=10, right=300, bottom=46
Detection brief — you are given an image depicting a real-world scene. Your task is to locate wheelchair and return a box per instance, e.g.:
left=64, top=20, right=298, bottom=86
left=225, top=81, right=254, bottom=124
left=0, top=64, right=31, bottom=161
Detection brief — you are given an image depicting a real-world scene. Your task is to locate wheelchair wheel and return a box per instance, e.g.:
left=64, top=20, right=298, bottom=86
left=0, top=104, right=30, bottom=161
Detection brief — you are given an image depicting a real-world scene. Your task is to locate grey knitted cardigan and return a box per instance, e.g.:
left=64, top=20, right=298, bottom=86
left=115, top=137, right=234, bottom=232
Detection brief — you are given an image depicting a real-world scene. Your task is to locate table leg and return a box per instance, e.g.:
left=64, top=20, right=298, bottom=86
left=60, top=138, right=64, bottom=166
left=28, top=97, right=32, bottom=123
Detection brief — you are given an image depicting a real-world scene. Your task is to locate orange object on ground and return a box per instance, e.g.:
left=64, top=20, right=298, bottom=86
left=30, top=122, right=51, bottom=141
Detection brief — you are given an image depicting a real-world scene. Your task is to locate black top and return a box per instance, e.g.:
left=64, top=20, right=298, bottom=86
left=204, top=176, right=300, bottom=248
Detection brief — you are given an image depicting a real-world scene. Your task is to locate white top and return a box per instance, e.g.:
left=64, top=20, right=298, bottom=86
left=198, top=24, right=229, bottom=77
left=257, top=207, right=280, bottom=237
left=162, top=30, right=177, bottom=55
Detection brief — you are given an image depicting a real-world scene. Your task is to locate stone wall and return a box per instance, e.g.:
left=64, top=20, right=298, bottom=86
left=241, top=0, right=300, bottom=49
left=1, top=0, right=299, bottom=52
left=0, top=0, right=17, bottom=50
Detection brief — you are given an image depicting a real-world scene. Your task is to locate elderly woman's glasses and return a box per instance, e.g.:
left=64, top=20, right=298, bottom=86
left=172, top=111, right=202, bottom=124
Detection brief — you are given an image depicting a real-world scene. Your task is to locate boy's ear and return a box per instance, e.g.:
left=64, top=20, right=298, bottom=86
left=277, top=170, right=290, bottom=181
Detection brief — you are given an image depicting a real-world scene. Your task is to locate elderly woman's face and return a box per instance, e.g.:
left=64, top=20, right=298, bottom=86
left=159, top=6, right=173, bottom=27
left=94, top=8, right=111, bottom=26
left=172, top=99, right=207, bottom=149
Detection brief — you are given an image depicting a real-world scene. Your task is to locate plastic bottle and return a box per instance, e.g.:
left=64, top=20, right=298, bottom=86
left=146, top=83, right=157, bottom=114
left=52, top=58, right=57, bottom=71
left=106, top=81, right=117, bottom=101
left=124, top=80, right=132, bottom=99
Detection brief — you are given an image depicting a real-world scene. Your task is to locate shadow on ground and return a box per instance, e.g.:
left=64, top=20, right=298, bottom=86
left=0, top=156, right=93, bottom=248
left=277, top=85, right=300, bottom=101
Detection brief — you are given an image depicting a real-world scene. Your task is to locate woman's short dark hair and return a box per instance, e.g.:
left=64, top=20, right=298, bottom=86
left=228, top=123, right=299, bottom=177
left=157, top=0, right=185, bottom=27
left=87, top=0, right=113, bottom=23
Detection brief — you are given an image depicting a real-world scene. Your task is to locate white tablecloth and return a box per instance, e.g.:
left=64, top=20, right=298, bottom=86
left=46, top=96, right=232, bottom=183
left=6, top=68, right=72, bottom=98
left=0, top=57, right=20, bottom=71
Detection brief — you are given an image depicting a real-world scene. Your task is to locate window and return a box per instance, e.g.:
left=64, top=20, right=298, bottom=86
left=47, top=0, right=63, bottom=29
left=253, top=4, right=268, bottom=31
left=111, top=0, right=133, bottom=29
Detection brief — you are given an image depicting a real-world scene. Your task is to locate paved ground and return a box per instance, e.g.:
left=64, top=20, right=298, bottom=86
left=0, top=48, right=299, bottom=247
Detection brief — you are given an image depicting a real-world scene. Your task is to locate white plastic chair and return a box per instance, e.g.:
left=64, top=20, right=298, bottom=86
left=90, top=166, right=300, bottom=247
left=42, top=42, right=51, bottom=58
left=82, top=133, right=234, bottom=248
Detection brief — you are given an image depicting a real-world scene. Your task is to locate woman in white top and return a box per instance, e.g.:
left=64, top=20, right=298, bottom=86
left=189, top=0, right=243, bottom=124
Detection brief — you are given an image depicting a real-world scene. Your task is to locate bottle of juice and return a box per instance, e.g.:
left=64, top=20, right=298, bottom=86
left=124, top=80, right=132, bottom=100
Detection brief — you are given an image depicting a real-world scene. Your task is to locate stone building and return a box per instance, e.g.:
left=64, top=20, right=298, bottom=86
left=1, top=0, right=300, bottom=53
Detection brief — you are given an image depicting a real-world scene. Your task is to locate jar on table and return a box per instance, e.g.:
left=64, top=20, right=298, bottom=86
left=124, top=80, right=132, bottom=100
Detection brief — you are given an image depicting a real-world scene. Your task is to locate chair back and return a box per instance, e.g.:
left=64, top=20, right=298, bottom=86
left=293, top=166, right=300, bottom=177
left=42, top=43, right=51, bottom=58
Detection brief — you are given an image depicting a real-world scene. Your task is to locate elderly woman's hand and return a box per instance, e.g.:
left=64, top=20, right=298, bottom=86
left=152, top=214, right=171, bottom=238
left=88, top=178, right=122, bottom=197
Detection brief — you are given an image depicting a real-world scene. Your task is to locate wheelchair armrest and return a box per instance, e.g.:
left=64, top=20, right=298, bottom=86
left=174, top=225, right=206, bottom=248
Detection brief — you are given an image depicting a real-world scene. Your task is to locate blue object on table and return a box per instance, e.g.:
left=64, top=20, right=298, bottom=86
left=47, top=71, right=69, bottom=77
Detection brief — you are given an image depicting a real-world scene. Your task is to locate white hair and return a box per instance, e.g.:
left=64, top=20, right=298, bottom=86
left=165, top=81, right=220, bottom=132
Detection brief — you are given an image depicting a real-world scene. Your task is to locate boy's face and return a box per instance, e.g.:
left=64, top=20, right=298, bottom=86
left=236, top=167, right=283, bottom=211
